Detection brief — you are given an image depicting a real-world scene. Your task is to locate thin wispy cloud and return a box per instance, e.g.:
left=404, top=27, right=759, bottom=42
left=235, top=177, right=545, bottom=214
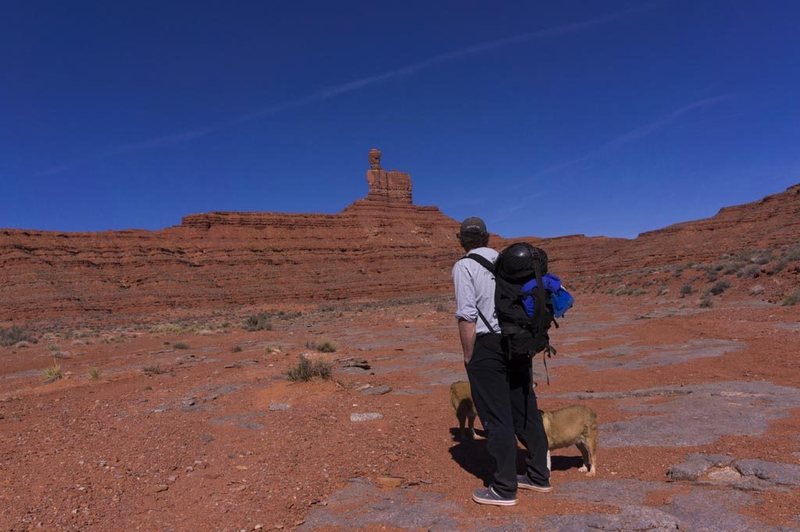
left=531, top=94, right=733, bottom=179
left=34, top=128, right=214, bottom=177
left=238, top=2, right=658, bottom=122
left=36, top=3, right=659, bottom=176
left=494, top=94, right=733, bottom=225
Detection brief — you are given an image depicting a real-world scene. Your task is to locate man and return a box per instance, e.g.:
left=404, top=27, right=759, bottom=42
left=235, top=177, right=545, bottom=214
left=452, top=217, right=552, bottom=506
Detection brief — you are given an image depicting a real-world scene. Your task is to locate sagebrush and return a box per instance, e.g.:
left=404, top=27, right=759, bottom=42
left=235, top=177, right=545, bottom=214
left=244, top=313, right=272, bottom=331
left=0, top=326, right=37, bottom=347
left=287, top=355, right=333, bottom=382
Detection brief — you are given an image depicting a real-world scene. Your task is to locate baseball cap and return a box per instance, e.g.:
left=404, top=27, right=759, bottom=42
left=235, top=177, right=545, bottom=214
left=459, top=217, right=487, bottom=235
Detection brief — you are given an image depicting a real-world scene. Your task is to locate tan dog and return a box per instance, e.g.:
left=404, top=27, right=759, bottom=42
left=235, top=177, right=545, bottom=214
left=450, top=381, right=598, bottom=475
left=540, top=405, right=598, bottom=476
left=450, top=381, right=482, bottom=440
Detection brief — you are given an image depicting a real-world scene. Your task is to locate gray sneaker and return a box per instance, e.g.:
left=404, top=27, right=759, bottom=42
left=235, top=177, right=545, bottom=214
left=517, top=475, right=553, bottom=493
left=472, top=486, right=518, bottom=506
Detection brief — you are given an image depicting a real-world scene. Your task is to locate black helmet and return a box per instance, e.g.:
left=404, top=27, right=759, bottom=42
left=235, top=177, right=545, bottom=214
left=497, top=242, right=548, bottom=281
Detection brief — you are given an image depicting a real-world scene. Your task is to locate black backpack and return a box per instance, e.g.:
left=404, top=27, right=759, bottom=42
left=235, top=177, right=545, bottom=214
left=467, top=243, right=557, bottom=363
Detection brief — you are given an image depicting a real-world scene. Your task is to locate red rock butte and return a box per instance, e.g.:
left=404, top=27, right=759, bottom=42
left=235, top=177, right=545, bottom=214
left=1, top=150, right=799, bottom=323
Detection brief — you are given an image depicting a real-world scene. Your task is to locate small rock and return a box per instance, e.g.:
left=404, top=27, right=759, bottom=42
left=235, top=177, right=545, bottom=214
left=350, top=412, right=383, bottom=422
left=269, top=403, right=290, bottom=411
left=339, top=357, right=371, bottom=370
left=153, top=484, right=169, bottom=493
left=706, top=467, right=742, bottom=483
left=361, top=384, right=391, bottom=396
left=374, top=476, right=404, bottom=488
left=167, top=475, right=178, bottom=483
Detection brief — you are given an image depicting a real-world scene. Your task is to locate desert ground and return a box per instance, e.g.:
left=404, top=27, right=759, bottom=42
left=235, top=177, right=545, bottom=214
left=2, top=289, right=799, bottom=531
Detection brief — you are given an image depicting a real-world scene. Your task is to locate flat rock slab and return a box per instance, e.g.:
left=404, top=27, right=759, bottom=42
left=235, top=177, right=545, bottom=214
left=668, top=453, right=800, bottom=490
left=208, top=411, right=265, bottom=430
left=301, top=478, right=458, bottom=530
left=539, top=504, right=680, bottom=531
left=557, top=381, right=800, bottom=447
left=547, top=479, right=780, bottom=531
left=553, top=338, right=743, bottom=371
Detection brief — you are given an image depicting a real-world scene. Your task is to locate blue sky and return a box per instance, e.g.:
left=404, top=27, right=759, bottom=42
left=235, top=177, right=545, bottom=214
left=2, top=0, right=799, bottom=238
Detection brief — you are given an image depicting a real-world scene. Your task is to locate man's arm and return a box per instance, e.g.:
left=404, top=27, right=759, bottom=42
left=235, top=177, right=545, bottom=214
left=458, top=318, right=477, bottom=364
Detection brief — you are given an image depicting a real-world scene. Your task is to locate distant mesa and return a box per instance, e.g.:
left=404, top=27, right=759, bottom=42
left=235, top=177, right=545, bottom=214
left=182, top=148, right=417, bottom=228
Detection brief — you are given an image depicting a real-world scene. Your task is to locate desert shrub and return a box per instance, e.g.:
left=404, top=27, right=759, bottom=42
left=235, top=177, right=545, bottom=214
left=709, top=281, right=731, bottom=296
left=722, top=261, right=745, bottom=275
left=749, top=284, right=765, bottom=296
left=318, top=305, right=336, bottom=313
left=680, top=284, right=694, bottom=296
left=143, top=365, right=166, bottom=375
left=231, top=345, right=243, bottom=353
left=305, top=340, right=337, bottom=353
left=782, top=290, right=800, bottom=306
left=151, top=323, right=184, bottom=334
left=244, top=313, right=272, bottom=331
left=42, top=362, right=63, bottom=383
left=88, top=367, right=101, bottom=380
left=173, top=342, right=189, bottom=350
left=0, top=326, right=37, bottom=347
left=784, top=245, right=800, bottom=261
left=699, top=297, right=713, bottom=308
left=287, top=355, right=333, bottom=382
left=769, top=258, right=788, bottom=275
left=752, top=251, right=772, bottom=265
left=737, top=264, right=761, bottom=279
left=435, top=303, right=449, bottom=312
left=705, top=269, right=718, bottom=282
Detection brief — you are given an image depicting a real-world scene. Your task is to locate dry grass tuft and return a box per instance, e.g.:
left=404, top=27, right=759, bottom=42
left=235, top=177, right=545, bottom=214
left=287, top=355, right=333, bottom=382
left=41, top=361, right=63, bottom=383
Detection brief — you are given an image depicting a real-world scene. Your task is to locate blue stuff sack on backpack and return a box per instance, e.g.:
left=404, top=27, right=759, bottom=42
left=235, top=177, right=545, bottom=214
left=521, top=273, right=574, bottom=319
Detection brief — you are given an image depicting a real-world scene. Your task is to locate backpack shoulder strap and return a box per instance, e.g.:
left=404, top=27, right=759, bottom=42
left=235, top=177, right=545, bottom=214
left=464, top=253, right=497, bottom=334
left=465, top=253, right=495, bottom=273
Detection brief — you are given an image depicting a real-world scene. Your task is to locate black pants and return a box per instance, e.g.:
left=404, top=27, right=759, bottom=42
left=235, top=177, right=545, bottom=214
left=466, top=333, right=549, bottom=498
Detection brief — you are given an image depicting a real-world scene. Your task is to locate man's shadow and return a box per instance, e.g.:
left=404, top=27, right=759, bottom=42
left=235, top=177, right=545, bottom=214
left=448, top=428, right=583, bottom=485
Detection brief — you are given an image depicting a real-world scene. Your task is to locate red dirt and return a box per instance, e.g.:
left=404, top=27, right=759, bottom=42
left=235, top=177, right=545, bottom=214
left=1, top=295, right=798, bottom=530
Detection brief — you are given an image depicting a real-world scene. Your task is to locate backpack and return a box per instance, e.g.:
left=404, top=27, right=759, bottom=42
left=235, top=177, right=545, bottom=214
left=467, top=243, right=572, bottom=366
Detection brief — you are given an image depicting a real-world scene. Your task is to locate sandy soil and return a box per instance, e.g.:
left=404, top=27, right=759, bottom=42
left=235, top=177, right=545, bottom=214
left=1, top=294, right=799, bottom=530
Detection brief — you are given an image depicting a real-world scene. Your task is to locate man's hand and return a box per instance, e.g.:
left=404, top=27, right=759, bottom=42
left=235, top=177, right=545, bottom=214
left=458, top=319, right=477, bottom=365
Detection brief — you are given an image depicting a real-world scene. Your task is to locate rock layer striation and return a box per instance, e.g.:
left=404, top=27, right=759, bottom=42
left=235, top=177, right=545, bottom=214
left=1, top=152, right=798, bottom=323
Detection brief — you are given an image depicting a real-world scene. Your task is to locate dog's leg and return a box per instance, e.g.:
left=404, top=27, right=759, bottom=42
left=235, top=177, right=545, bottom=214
left=457, top=408, right=467, bottom=440
left=576, top=438, right=596, bottom=476
left=584, top=430, right=597, bottom=476
left=466, top=414, right=483, bottom=439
